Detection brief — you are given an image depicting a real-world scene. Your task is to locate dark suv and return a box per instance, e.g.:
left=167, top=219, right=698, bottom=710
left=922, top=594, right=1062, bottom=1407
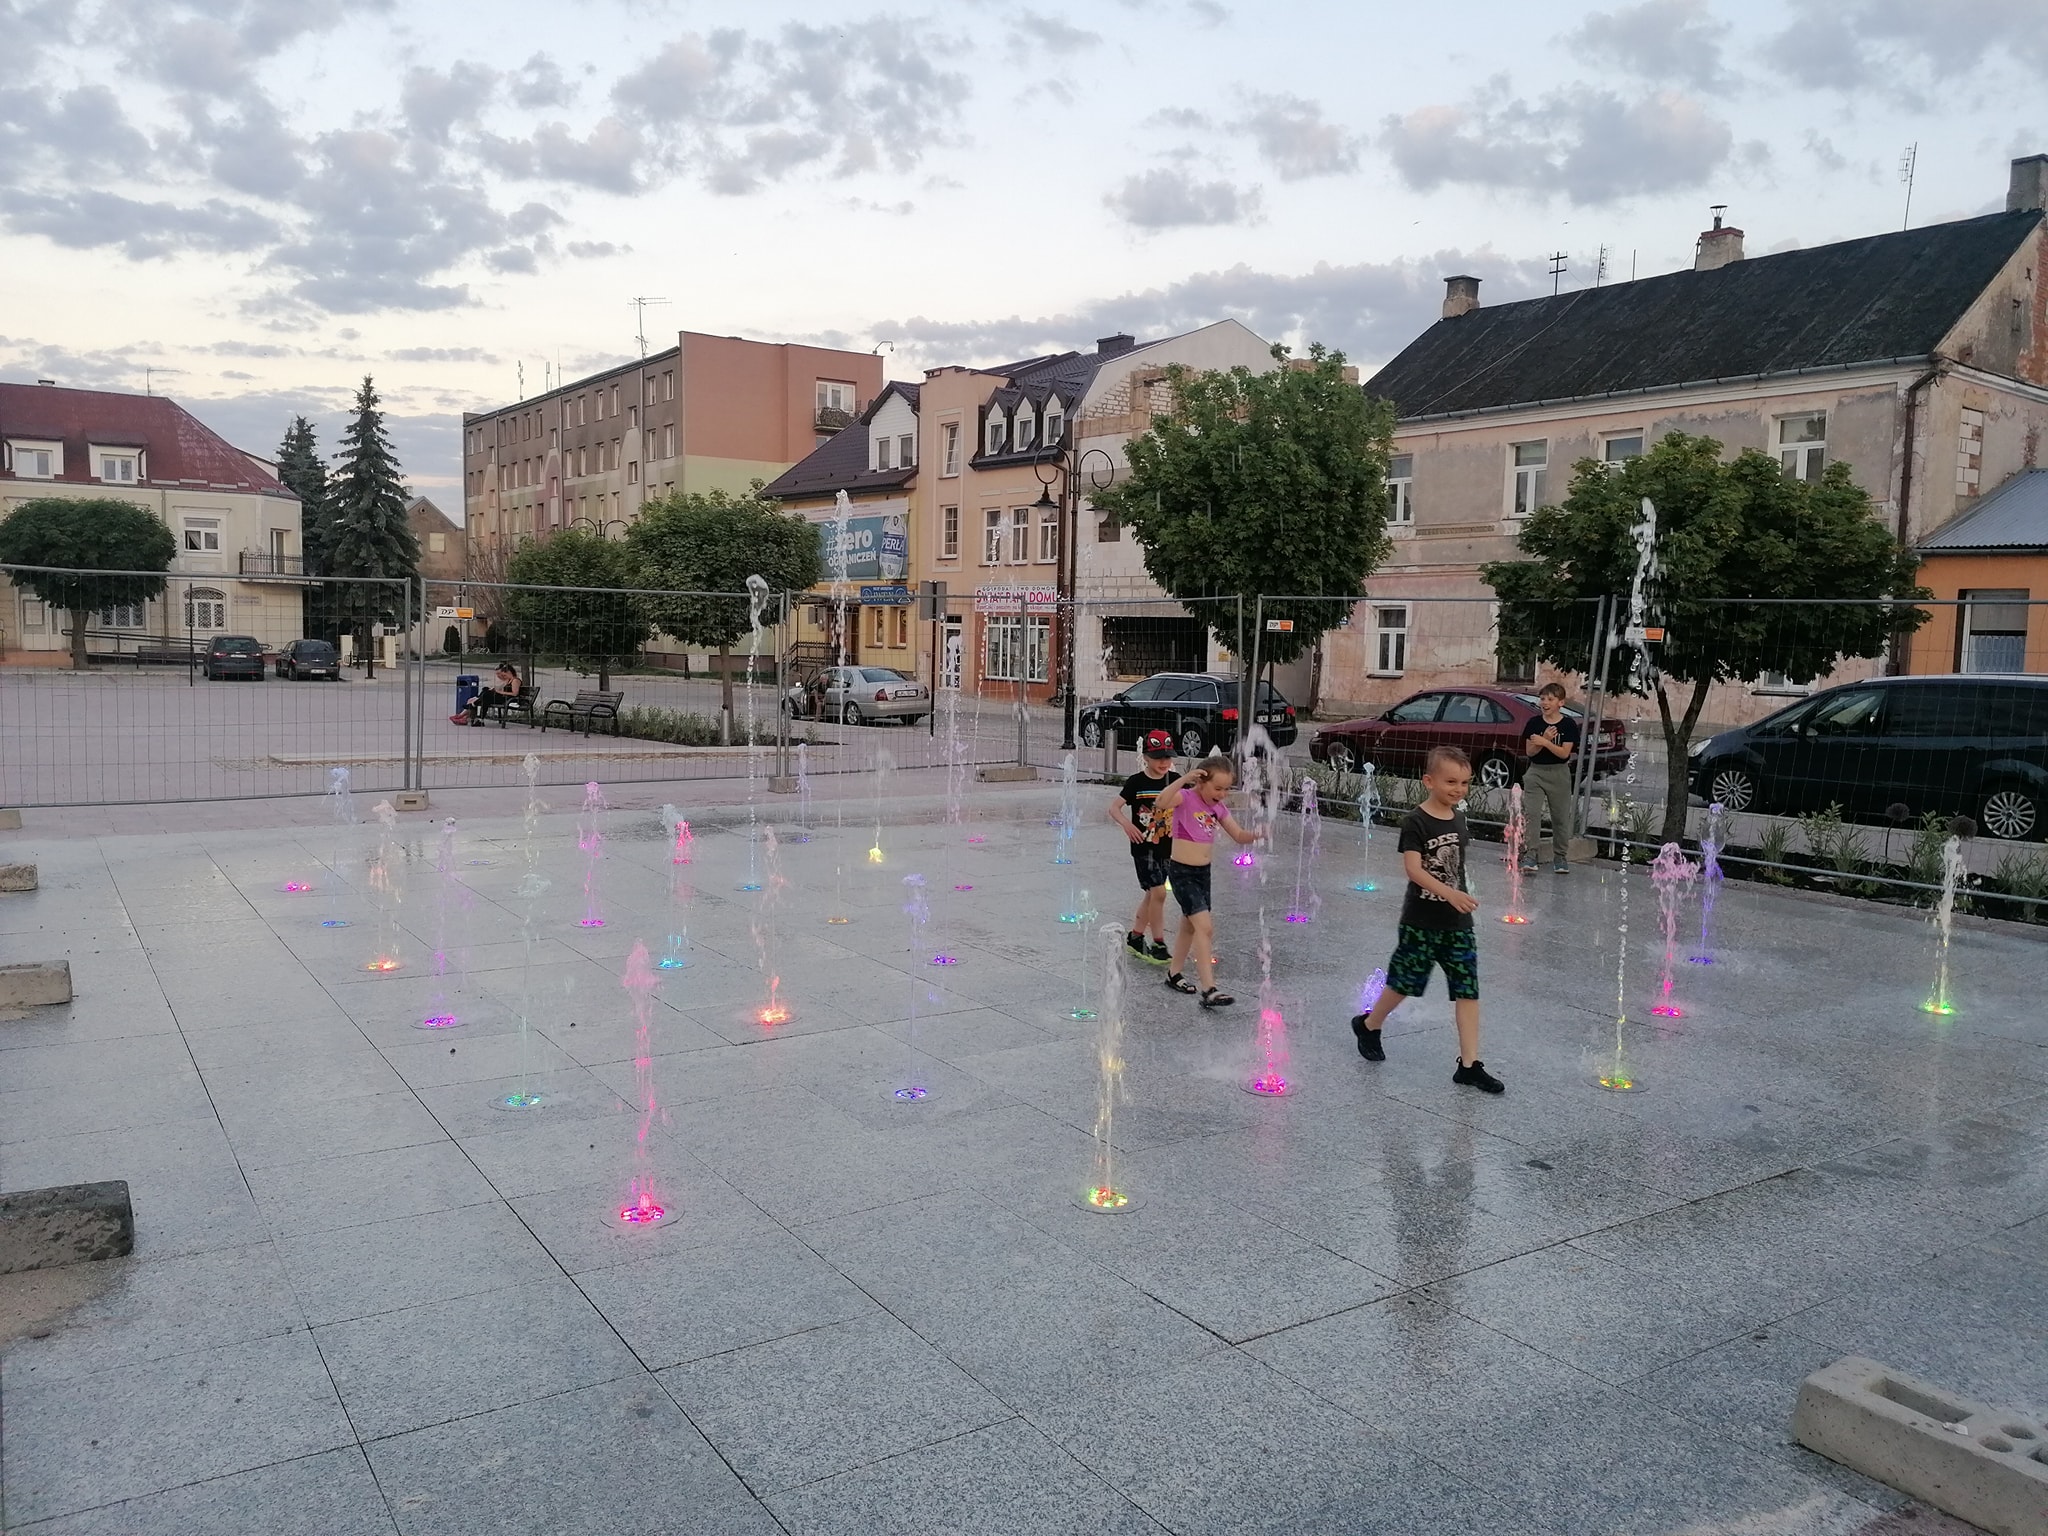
left=276, top=639, right=340, bottom=680
left=1688, top=674, right=2048, bottom=840
left=1078, top=672, right=1296, bottom=757
left=204, top=635, right=267, bottom=681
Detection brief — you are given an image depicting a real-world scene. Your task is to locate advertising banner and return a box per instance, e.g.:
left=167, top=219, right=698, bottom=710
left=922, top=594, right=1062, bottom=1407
left=815, top=509, right=908, bottom=582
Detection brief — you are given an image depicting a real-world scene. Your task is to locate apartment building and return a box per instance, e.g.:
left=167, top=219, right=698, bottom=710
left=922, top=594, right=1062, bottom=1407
left=1, top=381, right=307, bottom=660
left=460, top=332, right=884, bottom=564
left=1341, top=153, right=2048, bottom=720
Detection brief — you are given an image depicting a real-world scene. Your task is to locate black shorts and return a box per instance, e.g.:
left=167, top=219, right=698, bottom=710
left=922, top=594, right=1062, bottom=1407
left=1131, top=841, right=1170, bottom=891
left=1167, top=858, right=1213, bottom=917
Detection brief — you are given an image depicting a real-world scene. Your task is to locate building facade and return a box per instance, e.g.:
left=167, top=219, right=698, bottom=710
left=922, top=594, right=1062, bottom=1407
left=1344, top=154, right=2048, bottom=725
left=1, top=381, right=306, bottom=661
left=1913, top=469, right=2048, bottom=675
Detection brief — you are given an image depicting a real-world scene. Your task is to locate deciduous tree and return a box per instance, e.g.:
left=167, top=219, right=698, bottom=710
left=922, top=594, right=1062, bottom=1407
left=504, top=530, right=649, bottom=691
left=0, top=497, right=177, bottom=669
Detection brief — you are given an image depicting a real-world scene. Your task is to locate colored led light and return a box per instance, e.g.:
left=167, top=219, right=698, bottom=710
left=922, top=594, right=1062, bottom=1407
left=1284, top=912, right=1311, bottom=923
left=738, top=881, right=763, bottom=892
left=1650, top=1004, right=1684, bottom=1017
left=757, top=1005, right=791, bottom=1025
left=579, top=918, right=606, bottom=928
left=1501, top=913, right=1531, bottom=925
left=365, top=957, right=401, bottom=972
left=1067, top=1006, right=1098, bottom=1021
left=1084, top=1186, right=1129, bottom=1210
left=657, top=956, right=688, bottom=970
left=1059, top=911, right=1085, bottom=924
left=321, top=918, right=350, bottom=928
left=966, top=835, right=986, bottom=844
left=281, top=881, right=312, bottom=893
left=1234, top=851, right=1255, bottom=867
left=1920, top=1000, right=1956, bottom=1016
left=953, top=883, right=974, bottom=891
left=893, top=1085, right=928, bottom=1100
left=1351, top=880, right=1377, bottom=892
left=1248, top=1074, right=1289, bottom=1096
left=929, top=954, right=958, bottom=966
left=420, top=1014, right=459, bottom=1029
left=1686, top=955, right=1715, bottom=965
left=617, top=1197, right=667, bottom=1224
left=499, top=1091, right=543, bottom=1109
left=1596, top=1075, right=1637, bottom=1092
left=868, top=847, right=885, bottom=863
left=826, top=915, right=850, bottom=924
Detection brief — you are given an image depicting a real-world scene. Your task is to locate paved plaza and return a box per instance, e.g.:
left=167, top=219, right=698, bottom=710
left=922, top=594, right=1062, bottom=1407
left=0, top=775, right=2043, bottom=1534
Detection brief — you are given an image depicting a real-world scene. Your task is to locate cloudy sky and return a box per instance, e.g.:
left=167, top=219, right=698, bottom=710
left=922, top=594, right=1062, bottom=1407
left=3, top=0, right=2043, bottom=490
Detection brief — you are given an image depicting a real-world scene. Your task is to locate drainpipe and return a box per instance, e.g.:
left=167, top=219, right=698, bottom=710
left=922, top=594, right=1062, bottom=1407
left=1890, top=360, right=1943, bottom=675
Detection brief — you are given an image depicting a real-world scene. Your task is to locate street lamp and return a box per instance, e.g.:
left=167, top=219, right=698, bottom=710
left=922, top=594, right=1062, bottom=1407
left=1033, top=442, right=1116, bottom=751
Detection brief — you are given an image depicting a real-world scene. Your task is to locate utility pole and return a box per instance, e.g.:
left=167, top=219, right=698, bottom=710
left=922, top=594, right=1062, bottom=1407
left=1547, top=251, right=1569, bottom=296
left=629, top=297, right=671, bottom=360
left=1594, top=245, right=1609, bottom=287
left=1899, top=143, right=1918, bottom=230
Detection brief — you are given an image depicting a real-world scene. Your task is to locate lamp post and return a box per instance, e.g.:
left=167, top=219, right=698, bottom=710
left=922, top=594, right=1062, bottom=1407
left=1033, top=443, right=1116, bottom=752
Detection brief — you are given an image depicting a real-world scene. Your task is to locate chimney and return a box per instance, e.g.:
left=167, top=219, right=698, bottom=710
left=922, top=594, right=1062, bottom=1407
left=2010, top=154, right=2048, bottom=213
left=1695, top=207, right=1744, bottom=271
left=1441, top=275, right=1481, bottom=319
left=1096, top=333, right=1136, bottom=357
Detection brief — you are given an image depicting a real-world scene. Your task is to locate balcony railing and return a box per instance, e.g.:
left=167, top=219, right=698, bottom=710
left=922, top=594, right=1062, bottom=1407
left=814, top=404, right=859, bottom=433
left=239, top=551, right=311, bottom=578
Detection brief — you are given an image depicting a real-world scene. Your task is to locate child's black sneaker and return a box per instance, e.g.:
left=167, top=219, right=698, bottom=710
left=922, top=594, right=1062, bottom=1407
left=1126, top=931, right=1147, bottom=959
left=1351, top=1014, right=1385, bottom=1061
left=1198, top=987, right=1235, bottom=1009
left=1145, top=939, right=1171, bottom=964
left=1164, top=971, right=1197, bottom=994
left=1452, top=1059, right=1505, bottom=1094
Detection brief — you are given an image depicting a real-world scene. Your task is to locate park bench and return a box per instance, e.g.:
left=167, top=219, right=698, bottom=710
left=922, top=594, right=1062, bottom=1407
left=477, top=691, right=536, bottom=728
left=540, top=689, right=623, bottom=736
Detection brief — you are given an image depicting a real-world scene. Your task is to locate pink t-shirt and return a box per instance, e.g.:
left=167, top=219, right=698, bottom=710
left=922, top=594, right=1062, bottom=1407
left=1173, top=794, right=1224, bottom=844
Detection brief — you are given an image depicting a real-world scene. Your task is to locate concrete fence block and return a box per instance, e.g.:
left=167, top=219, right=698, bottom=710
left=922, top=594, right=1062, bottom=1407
left=1793, top=1355, right=2048, bottom=1536
left=0, top=862, right=37, bottom=891
left=0, top=808, right=21, bottom=830
left=0, top=1181, right=135, bottom=1274
left=975, top=764, right=1038, bottom=783
left=394, top=790, right=430, bottom=811
left=0, top=960, right=72, bottom=1008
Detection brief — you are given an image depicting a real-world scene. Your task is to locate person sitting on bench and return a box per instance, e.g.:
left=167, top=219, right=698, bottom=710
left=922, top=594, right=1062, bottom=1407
left=454, top=662, right=523, bottom=726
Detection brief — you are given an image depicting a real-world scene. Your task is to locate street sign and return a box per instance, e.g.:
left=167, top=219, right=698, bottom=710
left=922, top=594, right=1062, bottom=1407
left=917, top=579, right=947, bottom=622
left=859, top=584, right=911, bottom=605
left=1643, top=626, right=1666, bottom=642
left=1265, top=618, right=1295, bottom=632
left=433, top=606, right=458, bottom=619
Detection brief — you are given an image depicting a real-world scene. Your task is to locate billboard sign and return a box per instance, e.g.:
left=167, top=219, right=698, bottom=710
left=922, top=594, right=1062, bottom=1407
left=816, top=510, right=908, bottom=582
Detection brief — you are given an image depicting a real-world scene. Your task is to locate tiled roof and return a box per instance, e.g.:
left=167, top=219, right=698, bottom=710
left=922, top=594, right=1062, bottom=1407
left=1919, top=470, right=2048, bottom=552
left=759, top=382, right=919, bottom=501
left=1366, top=210, right=2045, bottom=420
left=0, top=383, right=293, bottom=497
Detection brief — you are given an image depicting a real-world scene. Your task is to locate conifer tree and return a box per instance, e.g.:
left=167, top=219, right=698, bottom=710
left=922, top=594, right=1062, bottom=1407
left=323, top=376, right=420, bottom=673
left=275, top=415, right=329, bottom=571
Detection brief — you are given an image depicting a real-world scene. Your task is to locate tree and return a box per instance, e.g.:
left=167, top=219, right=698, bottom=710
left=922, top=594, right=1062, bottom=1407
left=275, top=415, right=329, bottom=571
left=323, top=376, right=419, bottom=674
left=504, top=530, right=650, bottom=690
left=628, top=484, right=823, bottom=727
left=0, top=497, right=177, bottom=669
left=1092, top=343, right=1394, bottom=671
left=1482, top=432, right=1927, bottom=841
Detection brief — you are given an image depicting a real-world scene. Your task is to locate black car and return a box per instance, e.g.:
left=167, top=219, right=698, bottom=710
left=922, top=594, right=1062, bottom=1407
left=277, top=639, right=340, bottom=680
left=1078, top=671, right=1297, bottom=758
left=204, top=635, right=267, bottom=681
left=1689, top=674, right=2048, bottom=840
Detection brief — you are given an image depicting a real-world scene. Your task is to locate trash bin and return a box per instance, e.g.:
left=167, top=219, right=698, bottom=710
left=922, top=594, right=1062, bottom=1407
left=455, top=674, right=480, bottom=716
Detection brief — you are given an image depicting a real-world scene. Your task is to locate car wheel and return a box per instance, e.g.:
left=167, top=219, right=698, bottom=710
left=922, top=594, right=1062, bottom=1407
left=1177, top=723, right=1208, bottom=758
left=1981, top=785, right=2041, bottom=841
left=1324, top=740, right=1356, bottom=775
left=1706, top=764, right=1758, bottom=814
left=1476, top=753, right=1514, bottom=791
left=1079, top=717, right=1102, bottom=748
left=841, top=702, right=863, bottom=727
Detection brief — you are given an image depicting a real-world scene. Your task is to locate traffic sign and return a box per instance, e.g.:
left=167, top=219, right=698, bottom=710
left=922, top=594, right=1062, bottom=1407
left=1264, top=618, right=1295, bottom=632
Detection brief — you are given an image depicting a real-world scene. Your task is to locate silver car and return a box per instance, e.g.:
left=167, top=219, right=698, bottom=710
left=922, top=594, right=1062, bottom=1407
left=785, top=665, right=930, bottom=726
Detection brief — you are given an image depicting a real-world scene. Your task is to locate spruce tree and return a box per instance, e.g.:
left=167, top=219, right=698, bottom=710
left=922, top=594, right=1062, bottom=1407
left=323, top=375, right=420, bottom=673
left=275, top=415, right=329, bottom=573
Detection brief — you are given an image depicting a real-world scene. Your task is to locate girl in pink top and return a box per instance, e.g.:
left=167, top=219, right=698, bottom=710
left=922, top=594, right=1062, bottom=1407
left=1151, top=755, right=1257, bottom=1007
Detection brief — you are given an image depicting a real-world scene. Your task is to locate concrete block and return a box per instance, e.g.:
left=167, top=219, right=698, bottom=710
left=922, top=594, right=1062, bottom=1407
left=0, top=808, right=21, bottom=830
left=0, top=1180, right=135, bottom=1274
left=393, top=790, right=430, bottom=811
left=0, top=861, right=37, bottom=891
left=1792, top=1355, right=2048, bottom=1536
left=0, top=960, right=72, bottom=1007
left=768, top=776, right=798, bottom=794
left=975, top=764, right=1038, bottom=783
left=1567, top=836, right=1597, bottom=864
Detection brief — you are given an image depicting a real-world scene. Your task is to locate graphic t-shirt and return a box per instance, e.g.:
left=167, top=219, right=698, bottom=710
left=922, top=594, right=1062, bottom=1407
left=1398, top=806, right=1472, bottom=931
left=1172, top=794, right=1225, bottom=845
left=1119, top=769, right=1173, bottom=842
left=1523, top=712, right=1580, bottom=767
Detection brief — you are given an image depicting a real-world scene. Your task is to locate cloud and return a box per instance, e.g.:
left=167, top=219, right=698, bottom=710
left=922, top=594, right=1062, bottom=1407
left=1563, top=0, right=1730, bottom=91
left=509, top=53, right=573, bottom=109
left=1235, top=93, right=1358, bottom=180
left=401, top=62, right=498, bottom=145
left=1766, top=0, right=2048, bottom=97
left=869, top=250, right=1549, bottom=374
left=0, top=83, right=152, bottom=180
left=1383, top=76, right=1737, bottom=204
left=1, top=188, right=279, bottom=258
left=1802, top=132, right=1849, bottom=174
left=565, top=239, right=626, bottom=258
left=1104, top=168, right=1261, bottom=229
left=1006, top=15, right=1100, bottom=59
left=390, top=347, right=500, bottom=363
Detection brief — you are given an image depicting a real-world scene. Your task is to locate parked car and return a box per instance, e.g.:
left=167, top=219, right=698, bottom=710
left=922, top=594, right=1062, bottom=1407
left=1689, top=674, right=2048, bottom=841
left=276, top=638, right=340, bottom=680
left=1078, top=672, right=1297, bottom=758
left=1310, top=687, right=1630, bottom=790
left=783, top=665, right=930, bottom=726
left=204, top=635, right=267, bottom=681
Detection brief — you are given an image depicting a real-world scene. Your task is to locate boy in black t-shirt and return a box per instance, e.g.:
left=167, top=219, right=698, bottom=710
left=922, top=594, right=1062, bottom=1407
left=1349, top=744, right=1504, bottom=1093
left=1108, top=729, right=1176, bottom=963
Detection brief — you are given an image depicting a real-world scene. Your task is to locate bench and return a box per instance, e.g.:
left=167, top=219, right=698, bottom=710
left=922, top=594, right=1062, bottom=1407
left=541, top=689, right=623, bottom=736
left=477, top=692, right=536, bottom=728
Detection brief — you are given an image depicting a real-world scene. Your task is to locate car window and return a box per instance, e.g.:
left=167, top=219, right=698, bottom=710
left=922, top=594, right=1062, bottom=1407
left=1255, top=680, right=1287, bottom=706
left=1809, top=688, right=1884, bottom=736
left=1974, top=683, right=2048, bottom=739
left=1184, top=680, right=1220, bottom=704
left=1440, top=694, right=1488, bottom=724
left=1386, top=694, right=1443, bottom=724
left=1122, top=678, right=1165, bottom=703
left=860, top=668, right=906, bottom=683
left=1481, top=699, right=1513, bottom=724
left=217, top=638, right=261, bottom=654
left=1882, top=684, right=1975, bottom=738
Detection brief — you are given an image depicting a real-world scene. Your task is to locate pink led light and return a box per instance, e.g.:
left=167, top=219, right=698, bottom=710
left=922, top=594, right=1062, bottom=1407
left=280, top=881, right=312, bottom=893
left=618, top=1195, right=666, bottom=1224
left=1234, top=851, right=1255, bottom=867
left=579, top=917, right=606, bottom=928
left=421, top=1013, right=459, bottom=1028
left=1249, top=1074, right=1289, bottom=1095
left=1283, top=912, right=1310, bottom=923
left=966, top=835, right=986, bottom=844
left=953, top=883, right=973, bottom=891
left=1501, top=913, right=1531, bottom=925
left=1651, top=1004, right=1685, bottom=1017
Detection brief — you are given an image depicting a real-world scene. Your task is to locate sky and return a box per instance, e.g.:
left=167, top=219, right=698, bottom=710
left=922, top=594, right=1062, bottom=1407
left=3, top=0, right=2045, bottom=492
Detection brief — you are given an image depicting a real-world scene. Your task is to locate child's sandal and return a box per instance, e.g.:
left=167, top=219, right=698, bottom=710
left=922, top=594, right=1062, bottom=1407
left=1164, top=972, right=1197, bottom=994
left=1199, top=987, right=1235, bottom=1009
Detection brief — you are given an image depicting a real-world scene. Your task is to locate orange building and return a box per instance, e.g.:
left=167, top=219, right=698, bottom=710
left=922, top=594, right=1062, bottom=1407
left=1910, top=468, right=2048, bottom=674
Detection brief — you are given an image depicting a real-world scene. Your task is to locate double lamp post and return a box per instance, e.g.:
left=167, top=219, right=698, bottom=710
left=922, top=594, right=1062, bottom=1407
left=1028, top=441, right=1116, bottom=752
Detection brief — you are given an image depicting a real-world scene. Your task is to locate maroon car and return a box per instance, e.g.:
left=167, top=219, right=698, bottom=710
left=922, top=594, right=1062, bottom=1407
left=1309, top=687, right=1630, bottom=790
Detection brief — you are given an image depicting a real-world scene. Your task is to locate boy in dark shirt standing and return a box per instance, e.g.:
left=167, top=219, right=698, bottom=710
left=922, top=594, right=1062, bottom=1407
left=1350, top=745, right=1505, bottom=1093
left=1521, top=681, right=1579, bottom=874
left=1108, top=729, right=1176, bottom=963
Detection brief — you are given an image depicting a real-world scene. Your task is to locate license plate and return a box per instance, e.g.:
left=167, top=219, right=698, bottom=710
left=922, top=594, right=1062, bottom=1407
left=892, top=689, right=918, bottom=698
left=1258, top=714, right=1276, bottom=724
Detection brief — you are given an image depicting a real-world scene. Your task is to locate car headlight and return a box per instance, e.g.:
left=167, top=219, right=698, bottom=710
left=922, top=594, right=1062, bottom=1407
left=1687, top=736, right=1710, bottom=759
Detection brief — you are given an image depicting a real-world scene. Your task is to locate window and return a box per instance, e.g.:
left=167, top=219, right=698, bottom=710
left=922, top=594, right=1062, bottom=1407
left=898, top=433, right=914, bottom=468
left=817, top=380, right=854, bottom=414
left=97, top=601, right=143, bottom=628
left=1045, top=400, right=1063, bottom=444
left=1097, top=510, right=1121, bottom=542
left=645, top=377, right=657, bottom=408
left=986, top=412, right=1006, bottom=456
left=428, top=532, right=447, bottom=554
left=1014, top=408, right=1035, bottom=452
left=576, top=447, right=587, bottom=477
left=1603, top=433, right=1644, bottom=465
left=9, top=441, right=57, bottom=477
left=1960, top=589, right=2030, bottom=673
left=1510, top=441, right=1548, bottom=517
left=1778, top=412, right=1827, bottom=481
left=662, top=370, right=675, bottom=401
left=97, top=452, right=139, bottom=483
left=1809, top=688, right=1884, bottom=736
left=184, top=587, right=226, bottom=630
left=662, top=424, right=676, bottom=459
left=1386, top=693, right=1441, bottom=723
left=594, top=391, right=605, bottom=421
left=643, top=429, right=656, bottom=461
left=1037, top=503, right=1059, bottom=563
left=1495, top=638, right=1537, bottom=686
left=611, top=438, right=622, bottom=469
left=1374, top=605, right=1407, bottom=674
left=626, top=461, right=639, bottom=485
left=941, top=422, right=960, bottom=476
left=182, top=519, right=221, bottom=552
left=1442, top=694, right=1510, bottom=725
left=270, top=528, right=289, bottom=564
left=869, top=606, right=886, bottom=647
left=1386, top=453, right=1413, bottom=526
left=1009, top=507, right=1030, bottom=564
left=21, top=597, right=47, bottom=629
left=610, top=385, right=620, bottom=414
left=876, top=437, right=892, bottom=471
left=942, top=505, right=959, bottom=559
left=892, top=607, right=909, bottom=646
left=983, top=615, right=1051, bottom=682
left=983, top=508, right=1003, bottom=564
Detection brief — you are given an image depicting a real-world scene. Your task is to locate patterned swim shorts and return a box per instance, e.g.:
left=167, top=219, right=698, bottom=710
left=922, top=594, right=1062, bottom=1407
left=1385, top=924, right=1480, bottom=1001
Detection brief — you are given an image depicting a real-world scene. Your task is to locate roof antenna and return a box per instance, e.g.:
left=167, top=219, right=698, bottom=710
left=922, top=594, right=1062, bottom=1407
left=1547, top=251, right=1569, bottom=296
left=1594, top=245, right=1609, bottom=288
left=1898, top=143, right=1918, bottom=230
left=518, top=361, right=525, bottom=399
left=629, top=296, right=671, bottom=360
